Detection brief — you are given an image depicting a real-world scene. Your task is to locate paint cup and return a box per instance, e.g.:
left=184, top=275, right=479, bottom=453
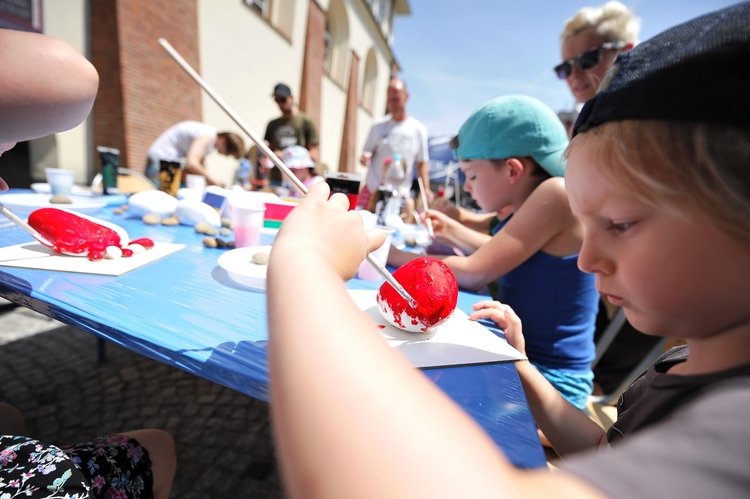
left=231, top=200, right=266, bottom=248
left=357, top=226, right=395, bottom=281
left=159, top=160, right=182, bottom=196
left=45, top=168, right=75, bottom=196
left=325, top=172, right=361, bottom=210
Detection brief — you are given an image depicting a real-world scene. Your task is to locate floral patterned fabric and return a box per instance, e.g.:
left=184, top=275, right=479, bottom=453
left=0, top=435, right=91, bottom=498
left=1, top=434, right=153, bottom=499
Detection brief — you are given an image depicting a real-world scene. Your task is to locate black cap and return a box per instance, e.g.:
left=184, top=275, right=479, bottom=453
left=574, top=3, right=750, bottom=136
left=272, top=83, right=292, bottom=98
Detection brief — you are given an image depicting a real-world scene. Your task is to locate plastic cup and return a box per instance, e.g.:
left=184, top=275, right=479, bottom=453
left=357, top=226, right=395, bottom=281
left=185, top=174, right=206, bottom=191
left=231, top=200, right=266, bottom=248
left=45, top=168, right=74, bottom=196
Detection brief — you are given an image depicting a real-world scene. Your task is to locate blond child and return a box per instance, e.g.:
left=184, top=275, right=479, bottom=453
left=267, top=4, right=750, bottom=497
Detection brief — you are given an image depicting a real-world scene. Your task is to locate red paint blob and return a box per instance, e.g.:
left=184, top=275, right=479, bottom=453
left=130, top=237, right=155, bottom=249
left=377, top=257, right=458, bottom=332
left=29, top=208, right=122, bottom=257
left=27, top=208, right=153, bottom=260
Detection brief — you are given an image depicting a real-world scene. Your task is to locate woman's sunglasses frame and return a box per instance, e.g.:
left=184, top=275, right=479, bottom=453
left=554, top=41, right=625, bottom=79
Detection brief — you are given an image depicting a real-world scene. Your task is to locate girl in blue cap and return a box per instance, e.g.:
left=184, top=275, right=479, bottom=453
left=267, top=3, right=750, bottom=497
left=389, top=94, right=599, bottom=410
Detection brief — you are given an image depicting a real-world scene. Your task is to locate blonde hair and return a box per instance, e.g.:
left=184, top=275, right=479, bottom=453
left=569, top=121, right=750, bottom=243
left=561, top=1, right=640, bottom=43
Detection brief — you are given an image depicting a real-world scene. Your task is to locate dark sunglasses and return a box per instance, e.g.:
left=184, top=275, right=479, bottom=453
left=553, top=42, right=625, bottom=79
left=274, top=96, right=288, bottom=103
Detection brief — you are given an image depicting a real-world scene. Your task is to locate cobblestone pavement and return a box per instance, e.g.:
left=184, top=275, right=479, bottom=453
left=0, top=303, right=285, bottom=498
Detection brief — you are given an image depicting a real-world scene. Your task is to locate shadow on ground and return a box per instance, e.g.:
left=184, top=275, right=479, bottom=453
left=0, top=325, right=284, bottom=498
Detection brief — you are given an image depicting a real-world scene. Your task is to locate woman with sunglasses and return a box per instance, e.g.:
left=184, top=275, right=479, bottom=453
left=558, top=2, right=666, bottom=405
left=557, top=1, right=639, bottom=104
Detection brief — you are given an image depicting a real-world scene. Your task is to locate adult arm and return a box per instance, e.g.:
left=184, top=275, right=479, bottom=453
left=184, top=134, right=223, bottom=186
left=432, top=197, right=497, bottom=232
left=416, top=160, right=433, bottom=201
left=0, top=29, right=99, bottom=145
left=267, top=182, right=603, bottom=498
left=427, top=209, right=494, bottom=254
left=359, top=124, right=378, bottom=166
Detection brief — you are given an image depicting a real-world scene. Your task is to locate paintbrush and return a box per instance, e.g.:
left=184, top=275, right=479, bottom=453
left=158, top=38, right=417, bottom=308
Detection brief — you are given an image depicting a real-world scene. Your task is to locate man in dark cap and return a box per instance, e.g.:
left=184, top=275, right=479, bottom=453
left=263, top=83, right=319, bottom=186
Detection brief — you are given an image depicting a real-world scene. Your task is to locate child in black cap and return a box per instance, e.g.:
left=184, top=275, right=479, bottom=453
left=266, top=4, right=750, bottom=497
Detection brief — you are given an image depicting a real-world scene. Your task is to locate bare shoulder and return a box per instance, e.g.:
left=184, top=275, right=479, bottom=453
left=521, top=177, right=574, bottom=218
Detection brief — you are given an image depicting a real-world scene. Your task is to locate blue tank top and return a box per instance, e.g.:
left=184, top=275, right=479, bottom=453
left=491, top=218, right=598, bottom=372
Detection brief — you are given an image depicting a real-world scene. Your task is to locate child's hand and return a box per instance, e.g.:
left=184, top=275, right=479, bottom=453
left=469, top=300, right=526, bottom=355
left=425, top=209, right=453, bottom=241
left=430, top=198, right=460, bottom=221
left=273, top=182, right=385, bottom=280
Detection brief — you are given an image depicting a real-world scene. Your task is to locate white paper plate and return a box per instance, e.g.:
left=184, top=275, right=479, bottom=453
left=217, top=246, right=272, bottom=291
left=0, top=193, right=108, bottom=218
left=30, top=183, right=98, bottom=196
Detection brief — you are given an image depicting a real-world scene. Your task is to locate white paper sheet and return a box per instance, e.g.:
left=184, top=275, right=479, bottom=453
left=0, top=241, right=184, bottom=276
left=348, top=290, right=526, bottom=368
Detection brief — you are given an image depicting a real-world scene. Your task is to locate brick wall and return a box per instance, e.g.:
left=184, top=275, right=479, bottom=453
left=91, top=0, right=201, bottom=172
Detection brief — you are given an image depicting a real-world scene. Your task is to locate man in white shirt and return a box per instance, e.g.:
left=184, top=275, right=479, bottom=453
left=358, top=78, right=430, bottom=209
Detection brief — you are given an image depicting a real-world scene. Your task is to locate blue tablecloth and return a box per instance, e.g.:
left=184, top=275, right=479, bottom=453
left=0, top=196, right=545, bottom=468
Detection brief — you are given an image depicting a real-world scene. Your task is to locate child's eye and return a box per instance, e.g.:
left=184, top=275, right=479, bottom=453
left=607, top=221, right=633, bottom=232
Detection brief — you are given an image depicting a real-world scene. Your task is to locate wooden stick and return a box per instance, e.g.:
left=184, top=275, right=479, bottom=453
left=416, top=177, right=434, bottom=238
left=0, top=203, right=53, bottom=248
left=158, top=38, right=417, bottom=308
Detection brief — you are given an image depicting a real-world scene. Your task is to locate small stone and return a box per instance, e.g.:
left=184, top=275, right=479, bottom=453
left=112, top=208, right=125, bottom=215
left=127, top=243, right=146, bottom=254
left=142, top=213, right=162, bottom=225
left=251, top=251, right=270, bottom=265
left=203, top=227, right=218, bottom=236
left=202, top=237, right=218, bottom=248
left=194, top=222, right=211, bottom=234
left=220, top=227, right=232, bottom=236
left=104, top=246, right=123, bottom=259
left=220, top=218, right=234, bottom=229
left=49, top=195, right=73, bottom=204
left=161, top=216, right=180, bottom=226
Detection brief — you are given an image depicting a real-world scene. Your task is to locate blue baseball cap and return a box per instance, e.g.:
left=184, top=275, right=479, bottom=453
left=456, top=95, right=568, bottom=177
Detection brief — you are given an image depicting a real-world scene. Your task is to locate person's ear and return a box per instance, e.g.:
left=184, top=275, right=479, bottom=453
left=504, top=158, right=525, bottom=183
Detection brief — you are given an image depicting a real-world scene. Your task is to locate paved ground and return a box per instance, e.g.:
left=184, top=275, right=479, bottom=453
left=0, top=301, right=285, bottom=498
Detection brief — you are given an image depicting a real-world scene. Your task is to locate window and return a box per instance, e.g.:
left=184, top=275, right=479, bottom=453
left=244, top=0, right=269, bottom=18
left=324, top=0, right=350, bottom=86
left=361, top=49, right=378, bottom=112
left=244, top=0, right=294, bottom=39
left=0, top=0, right=42, bottom=32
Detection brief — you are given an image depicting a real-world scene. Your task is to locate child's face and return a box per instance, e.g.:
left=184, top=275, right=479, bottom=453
left=566, top=141, right=750, bottom=341
left=460, top=160, right=508, bottom=213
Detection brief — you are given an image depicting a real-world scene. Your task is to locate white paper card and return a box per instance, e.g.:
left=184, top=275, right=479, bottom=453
left=0, top=242, right=184, bottom=276
left=348, top=290, right=526, bottom=368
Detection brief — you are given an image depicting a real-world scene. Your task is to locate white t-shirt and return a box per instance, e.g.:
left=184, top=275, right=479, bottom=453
left=362, top=115, right=429, bottom=193
left=147, top=121, right=217, bottom=163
